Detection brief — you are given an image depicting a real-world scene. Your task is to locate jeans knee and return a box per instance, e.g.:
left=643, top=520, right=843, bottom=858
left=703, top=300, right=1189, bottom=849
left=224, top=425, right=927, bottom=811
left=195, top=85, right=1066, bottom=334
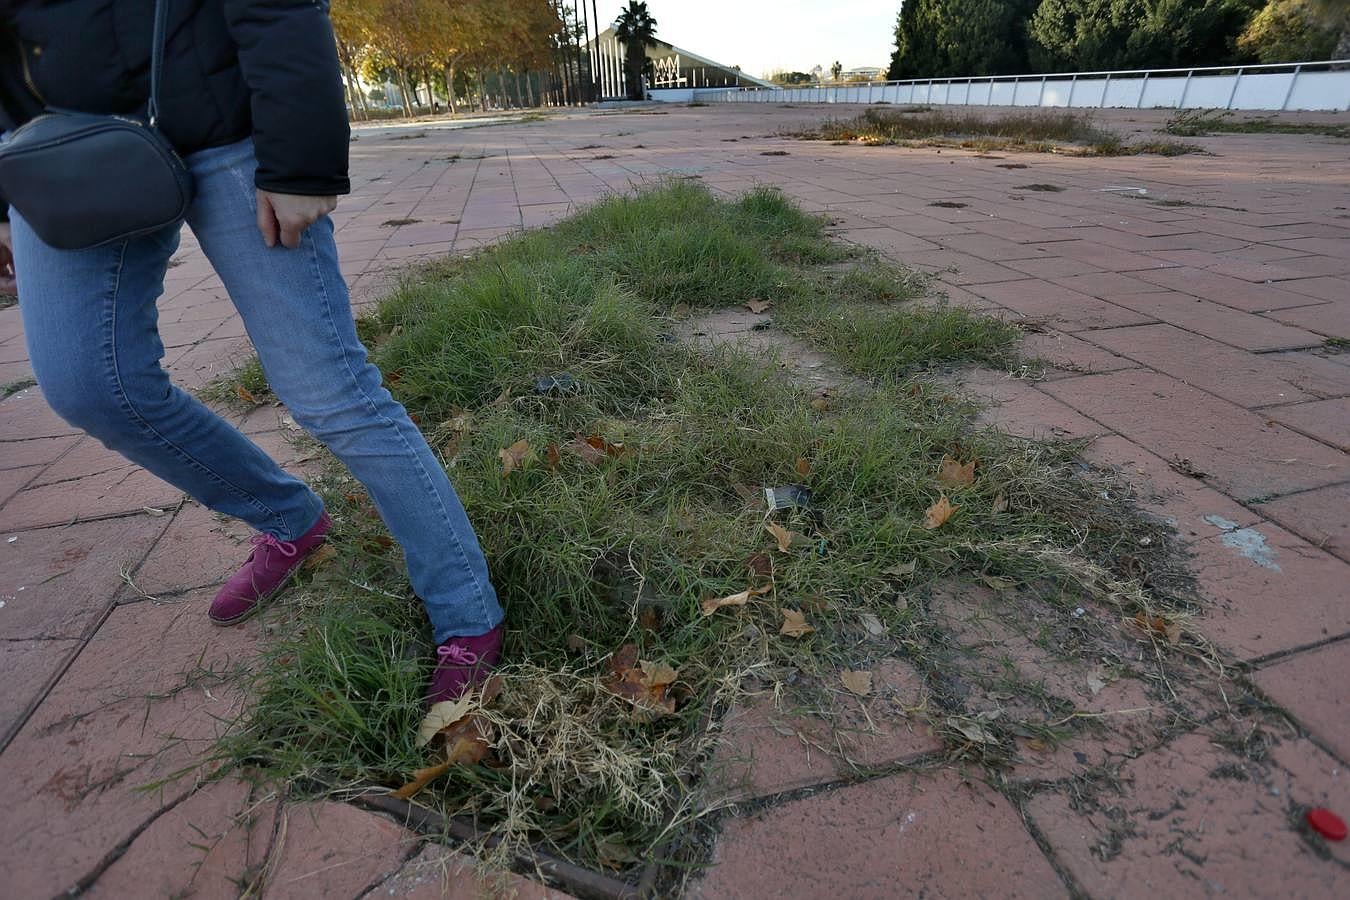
left=40, top=374, right=123, bottom=434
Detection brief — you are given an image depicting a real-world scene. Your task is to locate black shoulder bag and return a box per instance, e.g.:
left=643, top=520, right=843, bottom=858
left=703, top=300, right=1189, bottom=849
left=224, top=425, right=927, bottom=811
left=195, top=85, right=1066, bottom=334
left=0, top=0, right=194, bottom=250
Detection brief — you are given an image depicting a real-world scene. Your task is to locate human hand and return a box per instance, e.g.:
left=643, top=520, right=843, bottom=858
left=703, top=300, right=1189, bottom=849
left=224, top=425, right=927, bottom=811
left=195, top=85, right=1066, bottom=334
left=256, top=191, right=338, bottom=249
left=0, top=222, right=16, bottom=294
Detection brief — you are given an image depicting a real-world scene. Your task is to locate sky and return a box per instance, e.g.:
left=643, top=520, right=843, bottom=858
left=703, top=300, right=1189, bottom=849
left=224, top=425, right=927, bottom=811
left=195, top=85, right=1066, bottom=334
left=590, top=1, right=901, bottom=79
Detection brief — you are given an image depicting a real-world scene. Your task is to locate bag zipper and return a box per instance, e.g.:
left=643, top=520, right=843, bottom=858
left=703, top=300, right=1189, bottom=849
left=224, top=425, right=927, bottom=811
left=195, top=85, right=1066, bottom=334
left=14, top=33, right=47, bottom=105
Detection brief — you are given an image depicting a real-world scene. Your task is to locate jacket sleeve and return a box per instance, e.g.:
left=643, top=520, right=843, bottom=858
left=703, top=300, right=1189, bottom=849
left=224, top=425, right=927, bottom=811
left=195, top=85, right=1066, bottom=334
left=222, top=0, right=351, bottom=196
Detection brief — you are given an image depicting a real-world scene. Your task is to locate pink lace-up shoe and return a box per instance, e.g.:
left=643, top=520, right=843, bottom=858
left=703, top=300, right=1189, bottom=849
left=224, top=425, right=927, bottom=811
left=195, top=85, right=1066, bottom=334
left=209, top=512, right=332, bottom=625
left=427, top=624, right=504, bottom=704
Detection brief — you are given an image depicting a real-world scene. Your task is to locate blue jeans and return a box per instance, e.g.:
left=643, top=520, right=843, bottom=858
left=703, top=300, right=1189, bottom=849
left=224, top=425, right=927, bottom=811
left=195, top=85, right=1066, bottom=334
left=11, top=138, right=503, bottom=643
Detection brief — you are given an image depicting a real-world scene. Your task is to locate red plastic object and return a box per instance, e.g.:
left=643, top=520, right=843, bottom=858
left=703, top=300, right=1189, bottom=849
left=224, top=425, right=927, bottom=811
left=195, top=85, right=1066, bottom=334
left=1306, top=808, right=1347, bottom=841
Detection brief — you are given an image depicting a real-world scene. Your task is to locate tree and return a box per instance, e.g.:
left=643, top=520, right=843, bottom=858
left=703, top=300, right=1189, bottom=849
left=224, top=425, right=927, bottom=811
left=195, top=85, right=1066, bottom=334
left=1239, top=0, right=1347, bottom=61
left=1029, top=0, right=1262, bottom=71
left=769, top=70, right=814, bottom=85
left=889, top=0, right=1040, bottom=79
left=831, top=60, right=843, bottom=80
left=613, top=1, right=659, bottom=100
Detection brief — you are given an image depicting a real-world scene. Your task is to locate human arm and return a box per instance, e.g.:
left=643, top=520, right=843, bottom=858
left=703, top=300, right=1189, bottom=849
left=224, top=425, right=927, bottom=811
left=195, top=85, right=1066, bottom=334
left=1, top=222, right=16, bottom=294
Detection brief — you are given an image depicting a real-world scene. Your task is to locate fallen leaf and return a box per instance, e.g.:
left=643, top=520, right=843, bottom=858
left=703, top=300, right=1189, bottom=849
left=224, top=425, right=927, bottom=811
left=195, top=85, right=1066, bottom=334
left=442, top=715, right=491, bottom=765
left=809, top=396, right=831, bottom=412
left=638, top=606, right=661, bottom=631
left=372, top=534, right=394, bottom=549
left=499, top=439, right=532, bottom=477
left=596, top=840, right=639, bottom=870
left=142, top=506, right=166, bottom=517
left=416, top=696, right=475, bottom=748
left=560, top=435, right=624, bottom=466
left=235, top=383, right=258, bottom=405
left=859, top=613, right=886, bottom=636
left=479, top=674, right=504, bottom=707
left=947, top=715, right=997, bottom=744
left=937, top=455, right=976, bottom=489
left=391, top=758, right=452, bottom=799
left=779, top=608, right=814, bottom=638
left=700, top=584, right=771, bottom=617
left=885, top=560, right=917, bottom=577
left=980, top=574, right=1015, bottom=591
left=992, top=492, right=1010, bottom=514
left=923, top=494, right=960, bottom=529
left=745, top=551, right=773, bottom=578
left=301, top=543, right=338, bottom=572
left=765, top=521, right=800, bottom=553
left=545, top=443, right=561, bottom=470
left=602, top=643, right=680, bottom=717
left=840, top=670, right=873, bottom=696
left=745, top=298, right=773, bottom=314
left=1086, top=673, right=1106, bottom=696
left=795, top=457, right=812, bottom=477
left=1132, top=613, right=1182, bottom=644
left=566, top=633, right=588, bottom=651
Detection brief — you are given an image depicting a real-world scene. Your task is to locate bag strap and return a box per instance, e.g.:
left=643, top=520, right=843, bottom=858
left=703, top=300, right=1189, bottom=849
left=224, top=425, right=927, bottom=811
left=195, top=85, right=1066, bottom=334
left=147, top=0, right=169, bottom=127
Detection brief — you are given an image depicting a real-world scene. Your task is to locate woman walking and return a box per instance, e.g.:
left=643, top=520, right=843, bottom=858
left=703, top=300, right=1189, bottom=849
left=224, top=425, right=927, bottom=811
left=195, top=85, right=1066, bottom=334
left=0, top=0, right=502, bottom=702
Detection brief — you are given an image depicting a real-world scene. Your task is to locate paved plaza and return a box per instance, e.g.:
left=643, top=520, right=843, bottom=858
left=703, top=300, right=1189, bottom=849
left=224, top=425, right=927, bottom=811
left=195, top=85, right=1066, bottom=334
left=0, top=104, right=1346, bottom=897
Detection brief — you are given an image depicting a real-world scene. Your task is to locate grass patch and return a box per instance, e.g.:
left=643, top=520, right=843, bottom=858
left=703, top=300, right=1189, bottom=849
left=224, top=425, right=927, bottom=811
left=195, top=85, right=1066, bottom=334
left=1165, top=110, right=1350, bottom=140
left=796, top=108, right=1201, bottom=156
left=210, top=181, right=1201, bottom=884
left=1, top=375, right=35, bottom=399
left=0, top=292, right=15, bottom=310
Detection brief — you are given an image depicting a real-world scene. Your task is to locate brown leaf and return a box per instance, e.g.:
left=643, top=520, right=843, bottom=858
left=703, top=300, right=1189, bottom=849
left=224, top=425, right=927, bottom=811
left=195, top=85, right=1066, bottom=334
left=559, top=435, right=623, bottom=466
left=923, top=494, right=959, bottom=529
left=840, top=670, right=873, bottom=696
left=443, top=715, right=491, bottom=765
left=603, top=644, right=680, bottom=717
left=779, top=608, right=814, bottom=638
left=745, top=551, right=774, bottom=578
left=416, top=696, right=475, bottom=748
left=301, top=543, right=338, bottom=572
left=700, top=585, right=771, bottom=617
left=765, top=521, right=800, bottom=553
left=391, top=758, right=452, bottom=799
left=566, top=633, right=588, bottom=652
left=372, top=535, right=394, bottom=549
left=545, top=443, right=562, bottom=470
left=745, top=298, right=773, bottom=314
left=596, top=840, right=639, bottom=870
left=234, top=383, right=258, bottom=405
left=499, top=439, right=532, bottom=476
left=1132, top=613, right=1183, bottom=645
left=937, top=455, right=976, bottom=489
left=794, top=457, right=812, bottom=477
left=638, top=605, right=661, bottom=632
left=992, top=492, right=1010, bottom=514
left=479, top=674, right=504, bottom=707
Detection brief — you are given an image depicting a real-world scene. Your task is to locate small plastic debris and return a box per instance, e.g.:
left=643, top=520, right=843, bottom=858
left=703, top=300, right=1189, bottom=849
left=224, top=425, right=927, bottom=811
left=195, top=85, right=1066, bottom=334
left=1072, top=607, right=1086, bottom=619
left=764, top=485, right=814, bottom=511
left=533, top=373, right=581, bottom=397
left=1307, top=808, right=1347, bottom=841
left=5, top=536, right=16, bottom=543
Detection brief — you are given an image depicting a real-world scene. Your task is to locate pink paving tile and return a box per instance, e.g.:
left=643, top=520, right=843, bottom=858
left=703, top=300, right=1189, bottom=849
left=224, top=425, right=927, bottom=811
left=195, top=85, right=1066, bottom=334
left=1277, top=276, right=1350, bottom=303
left=974, top=279, right=1155, bottom=331
left=131, top=500, right=256, bottom=595
left=1254, top=482, right=1350, bottom=563
left=0, top=515, right=168, bottom=640
left=1020, top=329, right=1140, bottom=376
left=1188, top=519, right=1350, bottom=659
left=85, top=777, right=274, bottom=900
left=899, top=250, right=1028, bottom=285
left=1260, top=397, right=1350, bottom=451
left=0, top=463, right=40, bottom=505
left=0, top=433, right=80, bottom=471
left=1080, top=434, right=1261, bottom=543
left=0, top=595, right=259, bottom=897
left=1026, top=733, right=1349, bottom=897
left=0, top=638, right=79, bottom=746
left=1107, top=291, right=1325, bottom=352
left=1040, top=370, right=1348, bottom=501
left=371, top=842, right=571, bottom=899
left=1132, top=266, right=1324, bottom=312
left=1254, top=639, right=1350, bottom=761
left=1086, top=324, right=1318, bottom=408
left=261, top=801, right=414, bottom=899
left=1268, top=302, right=1350, bottom=340
left=706, top=659, right=940, bottom=801
left=0, top=385, right=80, bottom=441
left=0, top=465, right=184, bottom=531
left=691, top=768, right=1065, bottom=899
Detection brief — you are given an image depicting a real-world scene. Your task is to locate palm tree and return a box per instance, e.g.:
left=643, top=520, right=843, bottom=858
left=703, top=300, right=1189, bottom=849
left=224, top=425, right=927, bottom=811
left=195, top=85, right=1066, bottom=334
left=613, top=1, right=658, bottom=100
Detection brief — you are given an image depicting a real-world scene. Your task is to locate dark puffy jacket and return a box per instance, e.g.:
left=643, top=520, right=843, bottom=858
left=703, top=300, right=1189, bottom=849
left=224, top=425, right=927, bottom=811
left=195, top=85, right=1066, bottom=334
left=0, top=0, right=351, bottom=218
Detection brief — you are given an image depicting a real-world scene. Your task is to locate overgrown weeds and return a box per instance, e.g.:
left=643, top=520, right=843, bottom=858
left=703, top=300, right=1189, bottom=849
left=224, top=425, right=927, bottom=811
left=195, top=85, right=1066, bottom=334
left=796, top=108, right=1201, bottom=156
left=1165, top=109, right=1350, bottom=140
left=207, top=181, right=1202, bottom=883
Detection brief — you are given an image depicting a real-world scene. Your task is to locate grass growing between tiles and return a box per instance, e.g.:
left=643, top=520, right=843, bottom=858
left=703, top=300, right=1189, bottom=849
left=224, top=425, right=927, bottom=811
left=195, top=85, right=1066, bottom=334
left=207, top=181, right=1213, bottom=884
left=794, top=107, right=1202, bottom=156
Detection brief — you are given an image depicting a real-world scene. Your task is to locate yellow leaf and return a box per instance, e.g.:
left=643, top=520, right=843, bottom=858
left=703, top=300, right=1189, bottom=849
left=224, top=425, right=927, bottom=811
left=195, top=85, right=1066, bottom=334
left=390, top=758, right=452, bottom=799
left=779, top=608, right=814, bottom=638
left=766, top=521, right=800, bottom=553
left=745, top=298, right=773, bottom=314
left=637, top=660, right=679, bottom=689
left=416, top=696, right=475, bottom=748
left=700, top=584, right=771, bottom=617
left=923, top=494, right=959, bottom=530
left=499, top=439, right=532, bottom=477
left=235, top=383, right=258, bottom=405
left=795, top=457, right=812, bottom=477
left=937, top=454, right=976, bottom=489
left=840, top=670, right=873, bottom=696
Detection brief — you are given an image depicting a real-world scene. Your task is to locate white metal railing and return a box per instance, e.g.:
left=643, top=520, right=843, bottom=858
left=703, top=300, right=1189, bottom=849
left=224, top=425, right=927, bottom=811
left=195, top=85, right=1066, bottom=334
left=658, top=60, right=1350, bottom=112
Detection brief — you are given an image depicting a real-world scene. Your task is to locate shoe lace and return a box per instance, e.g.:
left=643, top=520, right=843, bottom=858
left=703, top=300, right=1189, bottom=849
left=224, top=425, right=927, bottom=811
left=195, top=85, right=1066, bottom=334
left=438, top=645, right=479, bottom=666
left=250, top=533, right=299, bottom=559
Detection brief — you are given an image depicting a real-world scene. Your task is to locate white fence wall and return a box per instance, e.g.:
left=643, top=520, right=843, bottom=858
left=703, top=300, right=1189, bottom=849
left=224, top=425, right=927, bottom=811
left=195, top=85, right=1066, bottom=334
left=660, top=62, right=1350, bottom=112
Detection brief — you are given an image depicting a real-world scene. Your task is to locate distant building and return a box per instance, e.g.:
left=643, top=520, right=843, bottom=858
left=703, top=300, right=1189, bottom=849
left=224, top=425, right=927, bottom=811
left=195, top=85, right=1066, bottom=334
left=841, top=66, right=884, bottom=81
left=588, top=27, right=777, bottom=99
